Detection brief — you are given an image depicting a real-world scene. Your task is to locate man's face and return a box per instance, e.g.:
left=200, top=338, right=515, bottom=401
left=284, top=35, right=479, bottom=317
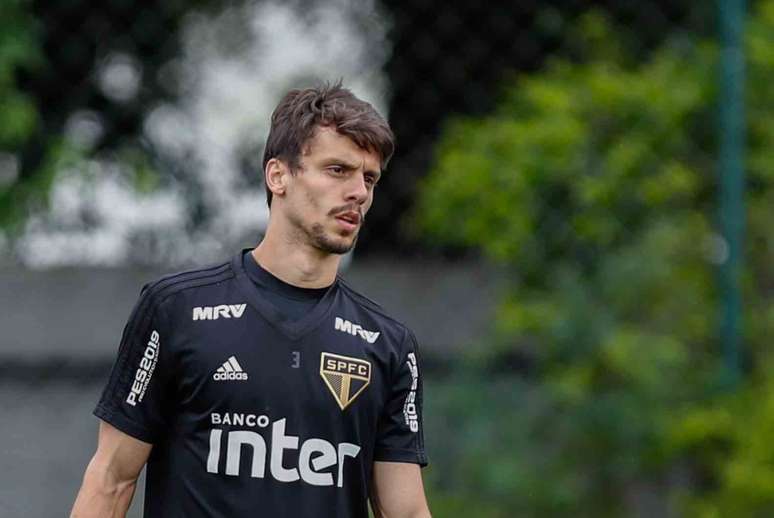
left=281, top=126, right=382, bottom=255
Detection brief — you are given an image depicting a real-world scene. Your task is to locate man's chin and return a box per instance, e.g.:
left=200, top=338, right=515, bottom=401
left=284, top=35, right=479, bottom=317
left=307, top=222, right=359, bottom=255
left=315, top=234, right=358, bottom=255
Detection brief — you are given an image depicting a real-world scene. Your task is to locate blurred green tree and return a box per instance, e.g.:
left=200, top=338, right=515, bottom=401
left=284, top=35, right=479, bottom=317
left=0, top=0, right=216, bottom=240
left=0, top=0, right=47, bottom=230
left=0, top=1, right=39, bottom=149
left=415, top=1, right=774, bottom=516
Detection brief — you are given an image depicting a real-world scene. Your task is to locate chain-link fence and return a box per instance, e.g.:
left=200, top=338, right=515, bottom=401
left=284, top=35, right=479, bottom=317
left=7, top=0, right=712, bottom=260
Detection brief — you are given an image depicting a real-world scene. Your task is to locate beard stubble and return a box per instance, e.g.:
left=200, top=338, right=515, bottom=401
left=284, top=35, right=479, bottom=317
left=308, top=222, right=358, bottom=255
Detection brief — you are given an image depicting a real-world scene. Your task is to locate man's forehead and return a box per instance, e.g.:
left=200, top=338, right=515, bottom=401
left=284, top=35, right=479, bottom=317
left=302, top=127, right=381, bottom=169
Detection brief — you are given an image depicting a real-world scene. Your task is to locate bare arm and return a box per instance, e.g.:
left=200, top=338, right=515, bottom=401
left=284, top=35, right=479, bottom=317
left=70, top=420, right=152, bottom=518
left=370, top=461, right=431, bottom=518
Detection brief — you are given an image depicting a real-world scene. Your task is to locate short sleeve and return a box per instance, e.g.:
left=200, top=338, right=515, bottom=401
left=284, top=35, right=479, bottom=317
left=94, top=284, right=173, bottom=444
left=374, top=328, right=428, bottom=466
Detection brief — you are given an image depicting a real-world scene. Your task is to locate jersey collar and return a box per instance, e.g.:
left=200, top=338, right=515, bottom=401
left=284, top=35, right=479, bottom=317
left=231, top=250, right=340, bottom=340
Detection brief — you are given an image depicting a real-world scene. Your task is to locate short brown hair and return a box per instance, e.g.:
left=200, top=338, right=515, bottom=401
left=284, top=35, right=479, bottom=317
left=262, top=82, right=395, bottom=207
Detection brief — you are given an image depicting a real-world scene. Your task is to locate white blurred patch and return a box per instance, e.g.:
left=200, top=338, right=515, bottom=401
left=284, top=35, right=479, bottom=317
left=17, top=161, right=186, bottom=268
left=704, top=233, right=730, bottom=265
left=0, top=152, right=20, bottom=187
left=143, top=105, right=194, bottom=161
left=64, top=110, right=104, bottom=150
left=98, top=52, right=143, bottom=103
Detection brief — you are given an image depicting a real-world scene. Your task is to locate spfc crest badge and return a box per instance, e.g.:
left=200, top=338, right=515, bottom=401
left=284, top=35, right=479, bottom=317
left=320, top=352, right=371, bottom=410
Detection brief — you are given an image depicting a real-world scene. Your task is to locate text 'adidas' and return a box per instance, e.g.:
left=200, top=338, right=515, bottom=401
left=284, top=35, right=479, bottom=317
left=213, top=355, right=248, bottom=381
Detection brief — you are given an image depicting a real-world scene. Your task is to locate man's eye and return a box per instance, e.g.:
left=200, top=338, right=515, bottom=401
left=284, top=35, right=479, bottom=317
left=328, top=165, right=344, bottom=174
left=365, top=174, right=378, bottom=186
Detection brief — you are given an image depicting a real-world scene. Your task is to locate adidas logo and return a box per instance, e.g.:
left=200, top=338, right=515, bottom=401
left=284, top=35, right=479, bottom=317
left=213, top=356, right=249, bottom=381
left=334, top=317, right=380, bottom=344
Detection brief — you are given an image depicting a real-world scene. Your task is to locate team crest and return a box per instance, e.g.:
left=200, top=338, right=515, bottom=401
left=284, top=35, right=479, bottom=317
left=320, top=352, right=371, bottom=410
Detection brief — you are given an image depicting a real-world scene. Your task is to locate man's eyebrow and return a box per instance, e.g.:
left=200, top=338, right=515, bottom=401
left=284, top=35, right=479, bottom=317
left=322, top=157, right=382, bottom=177
left=320, top=157, right=357, bottom=168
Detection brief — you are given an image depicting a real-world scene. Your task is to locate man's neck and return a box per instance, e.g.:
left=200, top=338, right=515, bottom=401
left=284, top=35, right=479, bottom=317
left=250, top=226, right=341, bottom=289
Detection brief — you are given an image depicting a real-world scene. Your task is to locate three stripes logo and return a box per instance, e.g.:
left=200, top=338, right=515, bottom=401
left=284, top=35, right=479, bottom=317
left=213, top=356, right=249, bottom=381
left=320, top=352, right=371, bottom=410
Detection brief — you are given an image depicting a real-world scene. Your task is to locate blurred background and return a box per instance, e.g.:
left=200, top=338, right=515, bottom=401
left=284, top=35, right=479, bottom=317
left=1, top=0, right=773, bottom=516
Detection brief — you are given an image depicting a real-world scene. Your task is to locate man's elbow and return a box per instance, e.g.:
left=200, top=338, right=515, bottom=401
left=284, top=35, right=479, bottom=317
left=71, top=457, right=140, bottom=517
left=85, top=455, right=140, bottom=494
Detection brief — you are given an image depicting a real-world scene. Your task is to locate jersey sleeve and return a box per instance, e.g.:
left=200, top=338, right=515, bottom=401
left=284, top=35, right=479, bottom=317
left=94, top=283, right=173, bottom=444
left=374, top=328, right=428, bottom=466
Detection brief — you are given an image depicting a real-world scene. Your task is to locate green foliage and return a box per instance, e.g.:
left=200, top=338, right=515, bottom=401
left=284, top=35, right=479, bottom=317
left=416, top=3, right=774, bottom=516
left=0, top=139, right=65, bottom=228
left=0, top=0, right=40, bottom=148
left=667, top=374, right=774, bottom=517
left=0, top=0, right=44, bottom=231
left=0, top=3, right=164, bottom=236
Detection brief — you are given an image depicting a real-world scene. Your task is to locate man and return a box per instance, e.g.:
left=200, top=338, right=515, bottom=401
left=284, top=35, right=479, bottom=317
left=71, top=83, right=431, bottom=518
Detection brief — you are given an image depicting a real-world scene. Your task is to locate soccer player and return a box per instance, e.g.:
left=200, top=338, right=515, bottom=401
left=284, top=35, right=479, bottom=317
left=70, top=83, right=431, bottom=518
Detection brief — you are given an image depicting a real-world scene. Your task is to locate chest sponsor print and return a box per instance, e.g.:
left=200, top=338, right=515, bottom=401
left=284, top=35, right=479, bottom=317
left=320, top=352, right=371, bottom=410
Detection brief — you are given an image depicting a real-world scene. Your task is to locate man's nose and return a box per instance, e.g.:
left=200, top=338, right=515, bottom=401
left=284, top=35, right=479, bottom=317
left=345, top=174, right=369, bottom=205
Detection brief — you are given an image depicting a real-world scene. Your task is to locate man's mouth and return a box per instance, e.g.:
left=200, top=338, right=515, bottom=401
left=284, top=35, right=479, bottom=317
left=336, top=211, right=360, bottom=225
left=334, top=211, right=361, bottom=232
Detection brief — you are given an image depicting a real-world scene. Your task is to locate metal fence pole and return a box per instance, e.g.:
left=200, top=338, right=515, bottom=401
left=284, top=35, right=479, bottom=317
left=718, top=0, right=746, bottom=386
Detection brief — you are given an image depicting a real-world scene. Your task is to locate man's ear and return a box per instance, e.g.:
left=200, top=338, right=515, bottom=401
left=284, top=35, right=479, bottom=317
left=265, top=158, right=290, bottom=200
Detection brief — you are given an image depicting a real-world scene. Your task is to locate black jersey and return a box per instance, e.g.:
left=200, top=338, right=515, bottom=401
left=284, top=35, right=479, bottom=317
left=94, top=252, right=427, bottom=518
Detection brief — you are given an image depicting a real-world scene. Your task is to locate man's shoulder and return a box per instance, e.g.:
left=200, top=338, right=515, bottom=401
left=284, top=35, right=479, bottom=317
left=336, top=276, right=411, bottom=338
left=138, top=258, right=236, bottom=310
